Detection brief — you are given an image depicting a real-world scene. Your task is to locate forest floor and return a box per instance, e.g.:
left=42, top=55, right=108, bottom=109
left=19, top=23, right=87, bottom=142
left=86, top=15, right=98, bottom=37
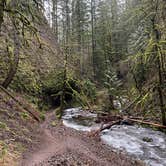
left=20, top=111, right=144, bottom=166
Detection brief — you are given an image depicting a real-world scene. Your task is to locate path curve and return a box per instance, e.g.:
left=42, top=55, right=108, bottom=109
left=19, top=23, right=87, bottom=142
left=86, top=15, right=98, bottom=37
left=21, top=112, right=144, bottom=166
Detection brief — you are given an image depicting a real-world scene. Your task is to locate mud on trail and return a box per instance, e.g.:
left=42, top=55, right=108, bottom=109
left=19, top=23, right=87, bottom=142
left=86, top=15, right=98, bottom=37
left=21, top=111, right=144, bottom=166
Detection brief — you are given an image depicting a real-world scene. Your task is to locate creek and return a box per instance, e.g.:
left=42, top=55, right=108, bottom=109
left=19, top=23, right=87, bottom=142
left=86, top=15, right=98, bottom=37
left=62, top=107, right=166, bottom=166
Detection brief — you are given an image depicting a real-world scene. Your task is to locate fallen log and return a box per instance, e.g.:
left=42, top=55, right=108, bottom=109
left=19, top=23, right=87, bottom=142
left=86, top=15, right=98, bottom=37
left=0, top=85, right=41, bottom=122
left=129, top=116, right=149, bottom=121
left=88, top=120, right=121, bottom=137
left=96, top=114, right=122, bottom=123
left=89, top=115, right=166, bottom=137
left=96, top=113, right=166, bottom=129
left=99, top=120, right=121, bottom=131
left=128, top=118, right=166, bottom=129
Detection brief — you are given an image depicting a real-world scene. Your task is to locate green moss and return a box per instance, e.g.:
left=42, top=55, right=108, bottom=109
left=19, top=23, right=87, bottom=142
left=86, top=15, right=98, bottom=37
left=0, top=109, right=9, bottom=116
left=14, top=142, right=25, bottom=153
left=51, top=121, right=58, bottom=127
left=10, top=60, right=41, bottom=95
left=0, top=122, right=9, bottom=131
left=40, top=112, right=46, bottom=121
left=0, top=141, right=8, bottom=159
left=82, top=79, right=97, bottom=101
left=55, top=107, right=62, bottom=119
left=20, top=112, right=30, bottom=120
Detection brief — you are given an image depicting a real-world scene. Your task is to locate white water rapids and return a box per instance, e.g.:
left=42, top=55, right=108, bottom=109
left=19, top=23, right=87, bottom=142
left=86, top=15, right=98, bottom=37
left=62, top=108, right=166, bottom=166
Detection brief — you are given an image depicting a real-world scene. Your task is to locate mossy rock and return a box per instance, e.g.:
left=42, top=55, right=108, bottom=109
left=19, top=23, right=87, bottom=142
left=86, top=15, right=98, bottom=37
left=51, top=121, right=58, bottom=127
left=142, top=137, right=153, bottom=142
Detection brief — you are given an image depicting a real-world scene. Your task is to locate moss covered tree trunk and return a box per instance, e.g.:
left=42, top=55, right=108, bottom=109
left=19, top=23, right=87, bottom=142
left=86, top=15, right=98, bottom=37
left=0, top=0, right=5, bottom=31
left=59, top=48, right=68, bottom=118
left=151, top=1, right=166, bottom=125
left=2, top=21, right=20, bottom=88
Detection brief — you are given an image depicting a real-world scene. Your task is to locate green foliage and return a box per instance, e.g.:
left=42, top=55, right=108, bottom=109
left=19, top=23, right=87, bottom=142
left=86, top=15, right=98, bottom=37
left=20, top=112, right=30, bottom=120
left=0, top=122, right=8, bottom=130
left=132, top=54, right=148, bottom=92
left=41, top=70, right=97, bottom=108
left=55, top=108, right=62, bottom=119
left=102, top=70, right=123, bottom=112
left=51, top=121, right=58, bottom=127
left=104, top=70, right=122, bottom=97
left=39, top=112, right=45, bottom=121
left=42, top=70, right=81, bottom=107
left=93, top=50, right=108, bottom=81
left=82, top=79, right=96, bottom=102
left=135, top=92, right=151, bottom=109
left=0, top=142, right=8, bottom=160
left=10, top=60, right=41, bottom=95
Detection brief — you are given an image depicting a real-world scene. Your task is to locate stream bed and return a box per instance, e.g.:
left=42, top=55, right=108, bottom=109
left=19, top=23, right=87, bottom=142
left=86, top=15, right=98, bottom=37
left=62, top=108, right=166, bottom=166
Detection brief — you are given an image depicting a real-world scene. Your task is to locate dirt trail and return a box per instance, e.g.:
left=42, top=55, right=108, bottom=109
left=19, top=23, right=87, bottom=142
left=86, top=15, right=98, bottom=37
left=21, top=112, right=144, bottom=166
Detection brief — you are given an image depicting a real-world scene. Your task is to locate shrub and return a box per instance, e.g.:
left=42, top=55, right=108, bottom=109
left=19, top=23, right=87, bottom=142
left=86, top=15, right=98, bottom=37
left=41, top=71, right=81, bottom=107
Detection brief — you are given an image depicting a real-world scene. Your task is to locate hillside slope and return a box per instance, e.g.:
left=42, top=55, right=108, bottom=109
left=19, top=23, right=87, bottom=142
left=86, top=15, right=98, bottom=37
left=0, top=16, right=64, bottom=93
left=0, top=12, right=64, bottom=165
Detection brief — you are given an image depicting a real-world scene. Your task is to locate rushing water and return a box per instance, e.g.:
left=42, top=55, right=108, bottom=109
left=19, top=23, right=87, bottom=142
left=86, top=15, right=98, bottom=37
left=62, top=108, right=166, bottom=166
left=62, top=107, right=99, bottom=131
left=101, top=126, right=166, bottom=166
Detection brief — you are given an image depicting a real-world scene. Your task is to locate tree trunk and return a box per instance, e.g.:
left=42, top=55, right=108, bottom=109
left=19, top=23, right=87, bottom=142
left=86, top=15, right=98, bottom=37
left=151, top=4, right=166, bottom=125
left=2, top=21, right=20, bottom=88
left=91, top=0, right=96, bottom=79
left=0, top=0, right=5, bottom=31
left=65, top=0, right=70, bottom=45
left=55, top=0, right=58, bottom=40
left=157, top=49, right=166, bottom=125
left=59, top=50, right=68, bottom=118
left=109, top=94, right=115, bottom=110
left=52, top=0, right=58, bottom=40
